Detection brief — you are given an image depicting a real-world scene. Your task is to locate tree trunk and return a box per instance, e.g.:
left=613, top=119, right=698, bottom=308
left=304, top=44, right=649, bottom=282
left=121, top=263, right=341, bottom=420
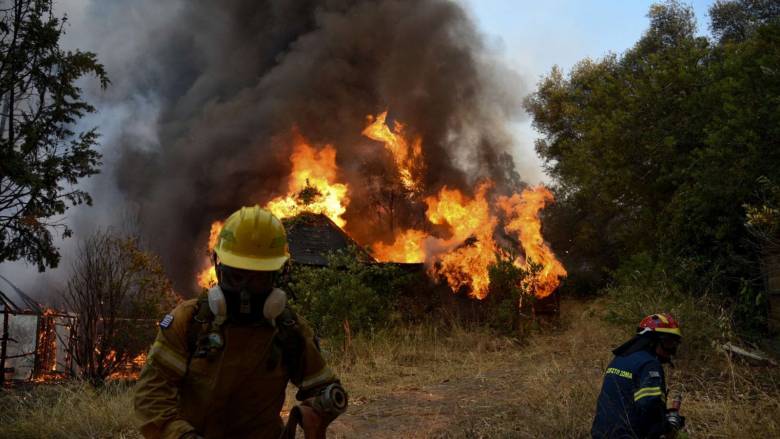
left=0, top=307, right=9, bottom=389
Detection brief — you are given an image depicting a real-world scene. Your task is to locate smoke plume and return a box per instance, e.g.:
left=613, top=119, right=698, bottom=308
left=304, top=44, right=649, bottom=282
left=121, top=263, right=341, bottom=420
left=87, top=0, right=528, bottom=294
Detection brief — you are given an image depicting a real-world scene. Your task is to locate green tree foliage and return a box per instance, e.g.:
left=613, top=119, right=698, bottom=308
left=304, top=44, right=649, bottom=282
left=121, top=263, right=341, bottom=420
left=286, top=247, right=413, bottom=339
left=63, top=230, right=177, bottom=385
left=525, top=1, right=780, bottom=327
left=486, top=254, right=541, bottom=333
left=0, top=0, right=108, bottom=271
left=710, top=0, right=780, bottom=43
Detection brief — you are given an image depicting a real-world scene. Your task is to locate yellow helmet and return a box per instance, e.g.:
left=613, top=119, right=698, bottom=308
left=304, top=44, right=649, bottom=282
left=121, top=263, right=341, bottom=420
left=214, top=206, right=290, bottom=271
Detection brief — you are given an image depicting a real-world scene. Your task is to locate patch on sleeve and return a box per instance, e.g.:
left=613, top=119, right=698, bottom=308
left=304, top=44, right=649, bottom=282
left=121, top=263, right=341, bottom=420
left=159, top=314, right=174, bottom=329
left=648, top=371, right=661, bottom=378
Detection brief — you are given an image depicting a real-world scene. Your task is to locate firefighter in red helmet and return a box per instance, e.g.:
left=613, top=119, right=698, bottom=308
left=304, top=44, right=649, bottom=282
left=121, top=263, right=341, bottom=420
left=591, top=313, right=685, bottom=438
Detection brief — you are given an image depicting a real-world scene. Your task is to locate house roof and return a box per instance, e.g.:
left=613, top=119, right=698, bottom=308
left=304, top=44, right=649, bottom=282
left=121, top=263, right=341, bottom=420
left=283, top=213, right=375, bottom=266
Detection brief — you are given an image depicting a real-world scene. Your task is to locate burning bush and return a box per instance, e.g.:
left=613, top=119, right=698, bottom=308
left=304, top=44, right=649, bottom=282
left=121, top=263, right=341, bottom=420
left=63, top=230, right=178, bottom=385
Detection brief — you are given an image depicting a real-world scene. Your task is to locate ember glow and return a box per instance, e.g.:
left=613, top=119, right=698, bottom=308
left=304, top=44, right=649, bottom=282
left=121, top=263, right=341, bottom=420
left=109, top=352, right=148, bottom=380
left=267, top=136, right=350, bottom=227
left=362, top=111, right=424, bottom=193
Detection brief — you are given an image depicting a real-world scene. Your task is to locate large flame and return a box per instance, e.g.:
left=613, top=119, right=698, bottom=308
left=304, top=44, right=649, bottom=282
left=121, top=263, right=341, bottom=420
left=267, top=136, right=350, bottom=227
left=193, top=113, right=565, bottom=304
left=372, top=229, right=427, bottom=263
left=498, top=187, right=568, bottom=298
left=362, top=111, right=424, bottom=193
left=196, top=135, right=350, bottom=290
left=425, top=182, right=498, bottom=299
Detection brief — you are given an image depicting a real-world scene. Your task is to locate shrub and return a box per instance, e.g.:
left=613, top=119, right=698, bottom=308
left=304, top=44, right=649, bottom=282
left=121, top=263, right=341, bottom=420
left=285, top=247, right=413, bottom=339
left=603, top=253, right=733, bottom=360
left=485, top=254, right=541, bottom=333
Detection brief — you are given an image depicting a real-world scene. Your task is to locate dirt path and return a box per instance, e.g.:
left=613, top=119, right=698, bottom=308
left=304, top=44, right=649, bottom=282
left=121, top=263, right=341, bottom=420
left=322, top=304, right=604, bottom=438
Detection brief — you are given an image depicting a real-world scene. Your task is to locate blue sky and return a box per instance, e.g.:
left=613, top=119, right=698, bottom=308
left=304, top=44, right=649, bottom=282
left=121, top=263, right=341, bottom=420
left=461, top=0, right=717, bottom=183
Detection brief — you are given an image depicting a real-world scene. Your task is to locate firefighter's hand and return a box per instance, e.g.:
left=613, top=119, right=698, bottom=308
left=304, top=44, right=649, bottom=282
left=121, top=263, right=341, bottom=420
left=298, top=404, right=327, bottom=439
left=665, top=411, right=685, bottom=431
left=179, top=432, right=204, bottom=439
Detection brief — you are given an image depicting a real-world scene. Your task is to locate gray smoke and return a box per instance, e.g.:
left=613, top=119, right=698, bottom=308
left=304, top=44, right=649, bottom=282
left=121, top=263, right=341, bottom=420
left=108, top=0, right=527, bottom=294
left=1, top=0, right=528, bottom=297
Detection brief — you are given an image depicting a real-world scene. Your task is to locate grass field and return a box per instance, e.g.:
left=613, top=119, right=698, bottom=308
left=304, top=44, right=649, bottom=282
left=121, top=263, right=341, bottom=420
left=1, top=299, right=778, bottom=438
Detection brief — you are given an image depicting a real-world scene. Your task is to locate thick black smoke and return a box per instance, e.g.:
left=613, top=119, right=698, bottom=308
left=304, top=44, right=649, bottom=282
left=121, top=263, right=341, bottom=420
left=113, top=0, right=525, bottom=294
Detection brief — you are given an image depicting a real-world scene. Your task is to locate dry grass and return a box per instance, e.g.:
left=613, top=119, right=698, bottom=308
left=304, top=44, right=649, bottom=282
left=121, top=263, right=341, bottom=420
left=1, top=299, right=779, bottom=438
left=0, top=381, right=139, bottom=438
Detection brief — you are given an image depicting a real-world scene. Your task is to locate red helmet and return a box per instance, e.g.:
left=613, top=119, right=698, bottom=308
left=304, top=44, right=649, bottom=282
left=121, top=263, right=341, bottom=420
left=637, top=313, right=682, bottom=337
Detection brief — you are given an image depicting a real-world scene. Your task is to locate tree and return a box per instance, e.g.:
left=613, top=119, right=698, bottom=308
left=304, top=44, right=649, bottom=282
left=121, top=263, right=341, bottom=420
left=0, top=0, right=108, bottom=271
left=63, top=230, right=177, bottom=385
left=710, top=0, right=780, bottom=43
left=525, top=0, right=780, bottom=325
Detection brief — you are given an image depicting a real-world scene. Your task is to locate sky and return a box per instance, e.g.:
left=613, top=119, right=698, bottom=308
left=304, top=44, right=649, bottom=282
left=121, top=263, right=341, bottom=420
left=0, top=0, right=719, bottom=297
left=460, top=0, right=717, bottom=184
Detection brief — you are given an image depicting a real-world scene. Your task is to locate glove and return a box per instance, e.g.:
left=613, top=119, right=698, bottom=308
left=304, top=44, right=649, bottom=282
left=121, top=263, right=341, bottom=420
left=298, top=404, right=328, bottom=439
left=179, top=432, right=204, bottom=439
left=665, top=411, right=686, bottom=431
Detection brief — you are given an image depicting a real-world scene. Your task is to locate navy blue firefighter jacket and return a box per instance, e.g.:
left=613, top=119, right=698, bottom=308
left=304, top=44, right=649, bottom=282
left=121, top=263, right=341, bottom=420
left=591, top=349, right=668, bottom=438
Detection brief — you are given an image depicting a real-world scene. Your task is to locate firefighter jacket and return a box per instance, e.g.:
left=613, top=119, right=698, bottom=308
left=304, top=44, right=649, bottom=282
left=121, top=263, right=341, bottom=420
left=591, top=349, right=668, bottom=439
left=133, top=298, right=338, bottom=439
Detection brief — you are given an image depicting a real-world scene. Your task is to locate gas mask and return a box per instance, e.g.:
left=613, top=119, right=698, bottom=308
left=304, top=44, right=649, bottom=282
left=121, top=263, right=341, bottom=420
left=207, top=285, right=287, bottom=323
left=211, top=263, right=288, bottom=323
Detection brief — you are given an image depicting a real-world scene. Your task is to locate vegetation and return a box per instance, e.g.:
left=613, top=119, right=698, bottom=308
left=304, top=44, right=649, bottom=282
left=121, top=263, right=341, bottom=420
left=63, top=230, right=177, bottom=385
left=1, top=300, right=778, bottom=438
left=0, top=0, right=109, bottom=271
left=527, top=0, right=780, bottom=332
left=286, top=247, right=414, bottom=339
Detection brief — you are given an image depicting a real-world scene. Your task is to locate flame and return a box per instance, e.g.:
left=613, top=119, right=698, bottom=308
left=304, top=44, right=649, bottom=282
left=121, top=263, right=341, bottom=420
left=425, top=182, right=499, bottom=299
left=362, top=111, right=424, bottom=193
left=191, top=113, right=566, bottom=306
left=267, top=136, right=350, bottom=227
left=196, top=221, right=223, bottom=289
left=372, top=229, right=427, bottom=263
left=196, top=134, right=350, bottom=289
left=498, top=187, right=568, bottom=298
left=108, top=352, right=147, bottom=380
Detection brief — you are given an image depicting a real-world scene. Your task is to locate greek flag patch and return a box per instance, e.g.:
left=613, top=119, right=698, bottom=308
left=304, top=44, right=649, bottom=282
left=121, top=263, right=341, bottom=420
left=649, top=371, right=661, bottom=378
left=159, top=314, right=174, bottom=329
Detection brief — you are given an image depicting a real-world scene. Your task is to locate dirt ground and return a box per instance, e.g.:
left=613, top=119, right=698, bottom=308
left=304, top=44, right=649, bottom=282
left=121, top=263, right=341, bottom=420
left=315, top=300, right=608, bottom=438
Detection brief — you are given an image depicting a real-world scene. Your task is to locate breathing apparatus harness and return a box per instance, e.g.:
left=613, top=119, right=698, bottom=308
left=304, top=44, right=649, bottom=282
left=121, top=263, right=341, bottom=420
left=185, top=262, right=306, bottom=381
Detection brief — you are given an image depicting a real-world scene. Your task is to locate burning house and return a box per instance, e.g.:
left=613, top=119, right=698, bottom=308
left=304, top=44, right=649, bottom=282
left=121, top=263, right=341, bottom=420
left=191, top=113, right=566, bottom=313
left=0, top=276, right=75, bottom=386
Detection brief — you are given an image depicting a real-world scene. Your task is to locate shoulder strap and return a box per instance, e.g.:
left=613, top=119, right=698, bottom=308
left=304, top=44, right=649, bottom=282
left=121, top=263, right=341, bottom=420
left=271, top=307, right=306, bottom=382
left=186, top=294, right=213, bottom=366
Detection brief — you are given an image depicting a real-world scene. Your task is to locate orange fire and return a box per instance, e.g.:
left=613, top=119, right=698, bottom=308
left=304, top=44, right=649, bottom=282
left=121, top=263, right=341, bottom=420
left=193, top=112, right=566, bottom=305
left=372, top=229, right=427, bottom=263
left=498, top=187, right=568, bottom=298
left=196, top=221, right=223, bottom=289
left=108, top=352, right=148, bottom=381
left=196, top=134, right=351, bottom=289
left=267, top=137, right=350, bottom=227
left=362, top=111, right=424, bottom=193
left=425, top=182, right=499, bottom=299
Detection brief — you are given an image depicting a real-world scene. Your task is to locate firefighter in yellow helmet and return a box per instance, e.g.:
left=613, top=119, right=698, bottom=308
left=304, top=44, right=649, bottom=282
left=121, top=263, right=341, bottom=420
left=134, top=206, right=347, bottom=439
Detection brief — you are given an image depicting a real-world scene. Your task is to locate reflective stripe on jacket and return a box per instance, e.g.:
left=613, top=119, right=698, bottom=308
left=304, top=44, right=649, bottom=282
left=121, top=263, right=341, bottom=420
left=133, top=299, right=337, bottom=439
left=591, top=350, right=667, bottom=439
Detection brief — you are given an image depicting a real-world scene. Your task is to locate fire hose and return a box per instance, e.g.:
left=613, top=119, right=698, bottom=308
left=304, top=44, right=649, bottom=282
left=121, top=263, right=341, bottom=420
left=281, top=382, right=348, bottom=439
